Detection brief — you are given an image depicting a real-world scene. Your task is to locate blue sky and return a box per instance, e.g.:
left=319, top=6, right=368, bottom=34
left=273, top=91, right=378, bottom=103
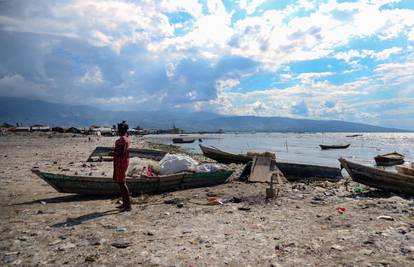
left=0, top=0, right=413, bottom=129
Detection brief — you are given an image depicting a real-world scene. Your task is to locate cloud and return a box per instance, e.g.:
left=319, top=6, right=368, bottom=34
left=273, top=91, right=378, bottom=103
left=334, top=47, right=403, bottom=62
left=291, top=100, right=309, bottom=116
left=239, top=0, right=266, bottom=15
left=0, top=0, right=175, bottom=53
left=80, top=66, right=104, bottom=85
left=296, top=72, right=335, bottom=83
left=160, top=0, right=203, bottom=18
left=0, top=74, right=49, bottom=98
left=0, top=0, right=413, bottom=129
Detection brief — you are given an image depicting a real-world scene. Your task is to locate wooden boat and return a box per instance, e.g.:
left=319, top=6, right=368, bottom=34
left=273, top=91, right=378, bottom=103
left=32, top=169, right=233, bottom=195
left=396, top=164, right=414, bottom=176
left=172, top=138, right=196, bottom=144
left=374, top=152, right=404, bottom=166
left=199, top=145, right=342, bottom=180
left=319, top=144, right=350, bottom=150
left=346, top=134, right=363, bottom=138
left=87, top=146, right=167, bottom=162
left=339, top=158, right=414, bottom=195
left=200, top=145, right=251, bottom=164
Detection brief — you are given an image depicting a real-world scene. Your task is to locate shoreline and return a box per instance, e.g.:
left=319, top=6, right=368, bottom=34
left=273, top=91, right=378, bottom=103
left=1, top=134, right=413, bottom=266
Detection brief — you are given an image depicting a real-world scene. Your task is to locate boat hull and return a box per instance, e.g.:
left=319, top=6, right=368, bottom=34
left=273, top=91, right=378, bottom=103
left=32, top=169, right=233, bottom=195
left=320, top=144, right=350, bottom=150
left=172, top=138, right=196, bottom=144
left=276, top=161, right=342, bottom=181
left=200, top=145, right=342, bottom=180
left=339, top=158, right=414, bottom=195
left=87, top=146, right=167, bottom=162
left=374, top=152, right=404, bottom=166
left=200, top=145, right=251, bottom=164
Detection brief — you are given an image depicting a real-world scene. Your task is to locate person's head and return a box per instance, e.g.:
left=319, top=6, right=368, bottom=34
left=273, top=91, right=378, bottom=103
left=117, top=121, right=129, bottom=136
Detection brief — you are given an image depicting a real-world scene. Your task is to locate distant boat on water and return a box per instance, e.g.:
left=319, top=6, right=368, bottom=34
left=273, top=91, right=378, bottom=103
left=374, top=152, right=404, bottom=166
left=346, top=134, right=363, bottom=137
left=172, top=138, right=196, bottom=144
left=319, top=144, right=350, bottom=150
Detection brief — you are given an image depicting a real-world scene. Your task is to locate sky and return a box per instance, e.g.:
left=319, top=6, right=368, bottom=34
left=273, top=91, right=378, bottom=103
left=0, top=0, right=413, bottom=129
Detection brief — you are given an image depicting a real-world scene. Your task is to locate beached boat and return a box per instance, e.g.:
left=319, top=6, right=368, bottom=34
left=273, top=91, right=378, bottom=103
left=339, top=158, right=414, bottom=195
left=87, top=146, right=167, bottom=162
left=374, top=152, right=404, bottom=166
left=199, top=145, right=342, bottom=180
left=172, top=138, right=196, bottom=144
left=200, top=145, right=251, bottom=164
left=396, top=165, right=414, bottom=176
left=319, top=144, right=350, bottom=150
left=32, top=169, right=233, bottom=195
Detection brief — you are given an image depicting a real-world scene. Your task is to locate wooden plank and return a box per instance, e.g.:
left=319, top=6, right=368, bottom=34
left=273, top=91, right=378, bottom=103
left=249, top=156, right=272, bottom=183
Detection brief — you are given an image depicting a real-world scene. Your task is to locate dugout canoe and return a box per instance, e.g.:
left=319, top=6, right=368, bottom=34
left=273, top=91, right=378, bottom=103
left=87, top=146, right=167, bottom=162
left=374, top=152, right=404, bottom=166
left=346, top=134, right=363, bottom=138
left=396, top=165, right=414, bottom=176
left=319, top=144, right=350, bottom=150
left=32, top=169, right=233, bottom=195
left=172, top=138, right=196, bottom=144
left=339, top=158, right=414, bottom=195
left=200, top=144, right=251, bottom=164
left=199, top=145, right=342, bottom=180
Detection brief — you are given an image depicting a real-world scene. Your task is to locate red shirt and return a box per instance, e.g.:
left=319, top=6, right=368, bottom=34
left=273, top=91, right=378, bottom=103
left=113, top=135, right=130, bottom=182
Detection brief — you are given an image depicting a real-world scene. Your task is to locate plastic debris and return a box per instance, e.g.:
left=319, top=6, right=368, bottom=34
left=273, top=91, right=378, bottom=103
left=336, top=207, right=347, bottom=214
left=353, top=187, right=367, bottom=193
left=115, top=227, right=127, bottom=232
left=207, top=197, right=224, bottom=205
left=377, top=215, right=394, bottom=221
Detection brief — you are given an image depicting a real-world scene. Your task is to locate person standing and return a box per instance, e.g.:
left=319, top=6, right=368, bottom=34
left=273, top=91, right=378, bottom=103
left=112, top=121, right=131, bottom=212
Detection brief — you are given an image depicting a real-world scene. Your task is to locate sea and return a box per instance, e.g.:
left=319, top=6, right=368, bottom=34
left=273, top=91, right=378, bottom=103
left=142, top=132, right=414, bottom=167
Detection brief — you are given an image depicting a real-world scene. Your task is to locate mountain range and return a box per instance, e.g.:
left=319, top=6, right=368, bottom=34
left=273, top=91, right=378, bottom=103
left=0, top=97, right=408, bottom=132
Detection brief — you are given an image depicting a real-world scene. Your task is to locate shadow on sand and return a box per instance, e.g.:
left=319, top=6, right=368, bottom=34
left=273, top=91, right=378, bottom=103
left=347, top=189, right=411, bottom=200
left=11, top=194, right=115, bottom=206
left=52, top=209, right=120, bottom=228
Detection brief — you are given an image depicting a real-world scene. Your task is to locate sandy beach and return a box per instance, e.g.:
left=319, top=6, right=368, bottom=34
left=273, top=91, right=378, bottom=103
left=1, top=133, right=413, bottom=266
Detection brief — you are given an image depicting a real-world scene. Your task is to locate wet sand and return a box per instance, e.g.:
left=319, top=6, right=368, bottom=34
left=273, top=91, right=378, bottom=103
left=1, top=133, right=413, bottom=266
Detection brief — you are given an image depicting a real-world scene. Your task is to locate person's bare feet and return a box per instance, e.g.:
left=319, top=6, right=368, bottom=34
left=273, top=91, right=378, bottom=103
left=116, top=204, right=125, bottom=209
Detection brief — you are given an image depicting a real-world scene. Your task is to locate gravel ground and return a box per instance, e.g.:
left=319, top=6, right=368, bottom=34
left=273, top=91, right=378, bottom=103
left=0, top=133, right=413, bottom=266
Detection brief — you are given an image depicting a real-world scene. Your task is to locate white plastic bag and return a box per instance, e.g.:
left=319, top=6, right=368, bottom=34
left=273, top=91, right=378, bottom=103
left=159, top=154, right=199, bottom=175
left=196, top=163, right=227, bottom=173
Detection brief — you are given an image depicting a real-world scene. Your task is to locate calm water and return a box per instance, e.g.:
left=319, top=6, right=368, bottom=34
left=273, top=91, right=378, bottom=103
left=143, top=133, right=414, bottom=167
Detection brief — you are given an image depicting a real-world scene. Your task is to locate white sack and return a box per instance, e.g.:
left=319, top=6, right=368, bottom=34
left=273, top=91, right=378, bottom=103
left=196, top=163, right=227, bottom=173
left=159, top=154, right=199, bottom=175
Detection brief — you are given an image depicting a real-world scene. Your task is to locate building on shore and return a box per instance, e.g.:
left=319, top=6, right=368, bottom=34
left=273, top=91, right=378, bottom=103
left=52, top=127, right=65, bottom=133
left=66, top=127, right=82, bottom=134
left=30, top=125, right=50, bottom=132
left=91, top=127, right=114, bottom=136
left=11, top=127, right=31, bottom=132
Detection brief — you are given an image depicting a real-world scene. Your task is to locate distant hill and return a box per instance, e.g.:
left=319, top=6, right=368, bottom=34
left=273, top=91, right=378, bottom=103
left=0, top=97, right=407, bottom=132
